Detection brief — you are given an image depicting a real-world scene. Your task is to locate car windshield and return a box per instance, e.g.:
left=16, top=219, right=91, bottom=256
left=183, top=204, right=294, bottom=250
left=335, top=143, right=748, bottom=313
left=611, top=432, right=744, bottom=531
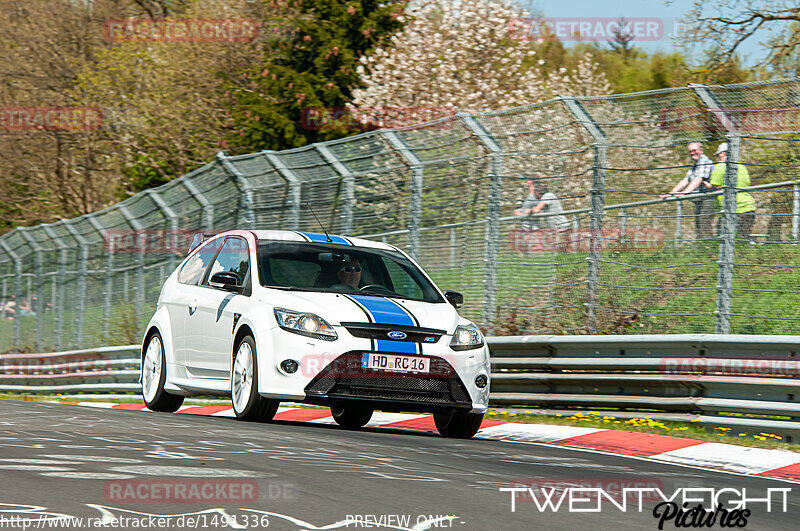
left=256, top=241, right=443, bottom=303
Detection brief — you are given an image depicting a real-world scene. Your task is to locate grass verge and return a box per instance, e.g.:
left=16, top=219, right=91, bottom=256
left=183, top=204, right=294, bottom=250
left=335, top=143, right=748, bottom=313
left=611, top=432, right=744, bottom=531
left=487, top=408, right=799, bottom=452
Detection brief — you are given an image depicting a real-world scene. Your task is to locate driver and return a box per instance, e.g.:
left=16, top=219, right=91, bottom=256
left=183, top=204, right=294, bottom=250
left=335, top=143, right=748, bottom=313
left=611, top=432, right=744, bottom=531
left=336, top=258, right=362, bottom=289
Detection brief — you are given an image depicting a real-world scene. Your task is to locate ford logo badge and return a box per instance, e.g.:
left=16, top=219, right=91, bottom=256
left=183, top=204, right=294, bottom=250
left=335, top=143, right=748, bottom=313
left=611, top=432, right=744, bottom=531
left=387, top=331, right=407, bottom=340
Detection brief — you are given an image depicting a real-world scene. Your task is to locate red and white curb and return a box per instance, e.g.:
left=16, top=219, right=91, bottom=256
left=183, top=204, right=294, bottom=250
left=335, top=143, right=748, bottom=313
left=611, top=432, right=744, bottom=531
left=63, top=402, right=800, bottom=483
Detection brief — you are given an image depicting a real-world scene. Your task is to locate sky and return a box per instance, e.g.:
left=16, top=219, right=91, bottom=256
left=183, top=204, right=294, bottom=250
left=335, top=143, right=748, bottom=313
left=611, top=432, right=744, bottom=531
left=522, top=0, right=783, bottom=66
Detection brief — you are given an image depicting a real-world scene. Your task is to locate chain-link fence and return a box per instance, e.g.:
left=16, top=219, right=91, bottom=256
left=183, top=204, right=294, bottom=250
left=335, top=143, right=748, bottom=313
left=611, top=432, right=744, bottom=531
left=1, top=79, right=800, bottom=351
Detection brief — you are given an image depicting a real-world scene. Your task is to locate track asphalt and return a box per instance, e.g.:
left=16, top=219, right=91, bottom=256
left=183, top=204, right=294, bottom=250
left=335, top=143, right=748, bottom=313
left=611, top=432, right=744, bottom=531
left=69, top=401, right=800, bottom=482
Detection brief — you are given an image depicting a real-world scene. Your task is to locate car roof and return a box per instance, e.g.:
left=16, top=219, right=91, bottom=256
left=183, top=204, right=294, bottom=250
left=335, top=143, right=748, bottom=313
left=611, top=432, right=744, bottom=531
left=243, top=230, right=398, bottom=251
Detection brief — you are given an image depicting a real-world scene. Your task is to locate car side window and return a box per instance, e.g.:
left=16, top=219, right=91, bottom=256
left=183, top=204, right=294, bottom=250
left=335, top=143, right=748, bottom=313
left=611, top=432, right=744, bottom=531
left=269, top=258, right=320, bottom=288
left=204, top=237, right=250, bottom=287
left=177, top=238, right=221, bottom=285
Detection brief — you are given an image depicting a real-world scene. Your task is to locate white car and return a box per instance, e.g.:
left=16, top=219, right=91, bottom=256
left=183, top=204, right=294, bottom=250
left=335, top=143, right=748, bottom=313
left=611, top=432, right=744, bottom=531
left=140, top=230, right=490, bottom=438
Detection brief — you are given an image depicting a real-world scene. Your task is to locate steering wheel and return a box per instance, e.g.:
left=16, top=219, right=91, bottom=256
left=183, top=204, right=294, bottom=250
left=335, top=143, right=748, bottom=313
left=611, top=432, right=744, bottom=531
left=359, top=284, right=389, bottom=292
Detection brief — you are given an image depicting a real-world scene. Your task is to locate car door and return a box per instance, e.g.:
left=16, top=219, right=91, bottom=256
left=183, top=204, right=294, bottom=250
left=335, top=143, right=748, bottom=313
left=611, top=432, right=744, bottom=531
left=184, top=236, right=251, bottom=380
left=170, top=237, right=222, bottom=367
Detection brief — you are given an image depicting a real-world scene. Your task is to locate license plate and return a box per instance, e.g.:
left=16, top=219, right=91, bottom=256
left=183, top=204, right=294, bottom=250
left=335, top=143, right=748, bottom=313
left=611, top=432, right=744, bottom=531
left=362, top=353, right=429, bottom=373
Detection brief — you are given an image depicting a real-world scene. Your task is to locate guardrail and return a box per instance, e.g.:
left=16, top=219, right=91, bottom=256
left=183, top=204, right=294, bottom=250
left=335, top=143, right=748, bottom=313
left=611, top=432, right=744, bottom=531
left=0, top=345, right=140, bottom=393
left=4, top=336, right=800, bottom=442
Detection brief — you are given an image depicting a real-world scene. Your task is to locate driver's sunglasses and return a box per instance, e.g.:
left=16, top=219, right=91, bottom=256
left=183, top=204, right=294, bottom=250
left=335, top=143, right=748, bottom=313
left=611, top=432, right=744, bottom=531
left=339, top=266, right=362, bottom=273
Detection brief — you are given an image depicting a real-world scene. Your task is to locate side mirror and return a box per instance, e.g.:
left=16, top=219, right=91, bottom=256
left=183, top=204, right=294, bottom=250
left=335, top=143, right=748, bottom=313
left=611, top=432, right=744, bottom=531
left=444, top=290, right=463, bottom=309
left=210, top=272, right=243, bottom=293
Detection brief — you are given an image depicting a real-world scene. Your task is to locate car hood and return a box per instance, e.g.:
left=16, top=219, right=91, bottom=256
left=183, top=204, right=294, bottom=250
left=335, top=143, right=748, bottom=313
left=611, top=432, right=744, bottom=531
left=260, top=290, right=460, bottom=333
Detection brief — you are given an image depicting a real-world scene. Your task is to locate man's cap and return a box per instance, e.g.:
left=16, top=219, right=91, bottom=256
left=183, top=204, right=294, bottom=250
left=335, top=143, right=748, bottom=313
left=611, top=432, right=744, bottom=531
left=715, top=142, right=728, bottom=155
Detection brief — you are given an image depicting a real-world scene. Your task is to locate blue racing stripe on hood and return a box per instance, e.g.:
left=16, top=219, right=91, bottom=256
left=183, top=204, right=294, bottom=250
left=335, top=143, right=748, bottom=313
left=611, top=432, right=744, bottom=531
left=297, top=232, right=350, bottom=245
left=345, top=295, right=419, bottom=354
left=347, top=295, right=414, bottom=326
left=375, top=339, right=417, bottom=354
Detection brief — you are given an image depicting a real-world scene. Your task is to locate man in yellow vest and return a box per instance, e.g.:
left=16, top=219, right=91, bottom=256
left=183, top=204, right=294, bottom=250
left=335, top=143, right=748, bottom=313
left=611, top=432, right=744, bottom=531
left=708, top=142, right=756, bottom=241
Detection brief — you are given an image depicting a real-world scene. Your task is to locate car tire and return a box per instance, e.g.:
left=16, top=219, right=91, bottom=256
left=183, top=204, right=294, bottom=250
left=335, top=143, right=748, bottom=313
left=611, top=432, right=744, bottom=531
left=433, top=410, right=484, bottom=439
left=231, top=335, right=279, bottom=422
left=141, top=331, right=184, bottom=412
left=331, top=405, right=373, bottom=429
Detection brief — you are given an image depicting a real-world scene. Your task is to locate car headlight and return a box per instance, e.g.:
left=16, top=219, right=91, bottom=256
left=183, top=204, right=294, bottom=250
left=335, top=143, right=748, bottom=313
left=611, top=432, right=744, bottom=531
left=274, top=308, right=338, bottom=341
left=449, top=323, right=484, bottom=351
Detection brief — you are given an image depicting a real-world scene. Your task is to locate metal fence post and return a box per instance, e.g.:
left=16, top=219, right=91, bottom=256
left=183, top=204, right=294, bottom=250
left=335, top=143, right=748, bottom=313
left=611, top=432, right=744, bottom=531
left=118, top=205, right=146, bottom=320
left=41, top=225, right=67, bottom=350
left=145, top=189, right=180, bottom=277
left=458, top=114, right=504, bottom=332
left=263, top=151, right=302, bottom=230
left=383, top=131, right=424, bottom=261
left=793, top=183, right=799, bottom=243
left=621, top=208, right=627, bottom=240
left=17, top=228, right=44, bottom=349
left=716, top=135, right=740, bottom=334
left=217, top=151, right=255, bottom=229
left=561, top=97, right=607, bottom=334
left=317, top=144, right=355, bottom=235
left=692, top=84, right=739, bottom=334
left=0, top=240, right=21, bottom=347
left=450, top=227, right=457, bottom=268
left=88, top=216, right=113, bottom=341
left=675, top=200, right=683, bottom=241
left=182, top=179, right=214, bottom=231
left=62, top=220, right=88, bottom=348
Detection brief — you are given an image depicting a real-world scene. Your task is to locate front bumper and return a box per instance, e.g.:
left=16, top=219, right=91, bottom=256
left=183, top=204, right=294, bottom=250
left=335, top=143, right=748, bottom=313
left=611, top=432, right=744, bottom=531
left=256, top=327, right=490, bottom=414
left=303, top=352, right=474, bottom=414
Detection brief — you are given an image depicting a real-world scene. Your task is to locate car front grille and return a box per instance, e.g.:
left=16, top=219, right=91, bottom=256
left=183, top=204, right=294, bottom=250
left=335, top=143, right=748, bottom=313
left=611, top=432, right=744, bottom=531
left=340, top=322, right=446, bottom=344
left=304, top=352, right=471, bottom=406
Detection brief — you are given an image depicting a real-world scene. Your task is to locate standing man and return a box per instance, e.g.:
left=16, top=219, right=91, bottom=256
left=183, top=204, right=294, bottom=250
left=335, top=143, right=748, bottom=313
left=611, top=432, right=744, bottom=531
left=660, top=142, right=715, bottom=239
left=529, top=180, right=569, bottom=230
left=708, top=142, right=756, bottom=241
left=513, top=176, right=540, bottom=230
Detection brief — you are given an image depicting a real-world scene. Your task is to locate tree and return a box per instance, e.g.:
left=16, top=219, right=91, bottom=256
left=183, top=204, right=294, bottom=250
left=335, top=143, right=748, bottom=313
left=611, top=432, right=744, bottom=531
left=608, top=17, right=636, bottom=61
left=0, top=0, right=124, bottom=230
left=347, top=0, right=617, bottom=227
left=74, top=0, right=279, bottom=194
left=350, top=0, right=614, bottom=113
left=675, top=0, right=800, bottom=77
left=223, top=0, right=408, bottom=153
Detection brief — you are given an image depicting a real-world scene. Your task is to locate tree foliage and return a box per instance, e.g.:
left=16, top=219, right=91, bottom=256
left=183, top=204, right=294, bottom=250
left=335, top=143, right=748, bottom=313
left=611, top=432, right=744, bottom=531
left=74, top=0, right=277, bottom=194
left=223, top=0, right=408, bottom=153
left=351, top=0, right=611, bottom=114
left=675, top=0, right=800, bottom=77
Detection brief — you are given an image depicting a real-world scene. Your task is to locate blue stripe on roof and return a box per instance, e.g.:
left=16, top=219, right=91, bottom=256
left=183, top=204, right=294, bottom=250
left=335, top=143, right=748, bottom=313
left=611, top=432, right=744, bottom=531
left=297, top=232, right=350, bottom=245
left=375, top=340, right=417, bottom=354
left=347, top=295, right=414, bottom=327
